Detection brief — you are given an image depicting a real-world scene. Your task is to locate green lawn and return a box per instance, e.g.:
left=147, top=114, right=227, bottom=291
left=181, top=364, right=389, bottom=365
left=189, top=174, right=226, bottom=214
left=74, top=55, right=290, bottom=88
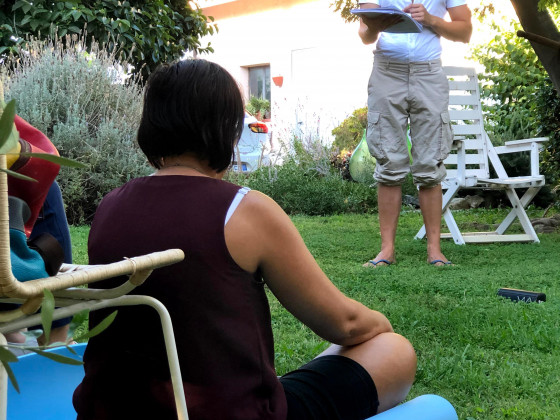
left=70, top=208, right=560, bottom=419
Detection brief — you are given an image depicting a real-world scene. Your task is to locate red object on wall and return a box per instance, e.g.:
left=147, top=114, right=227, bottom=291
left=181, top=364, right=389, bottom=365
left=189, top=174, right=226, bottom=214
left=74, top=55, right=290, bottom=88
left=272, top=76, right=283, bottom=87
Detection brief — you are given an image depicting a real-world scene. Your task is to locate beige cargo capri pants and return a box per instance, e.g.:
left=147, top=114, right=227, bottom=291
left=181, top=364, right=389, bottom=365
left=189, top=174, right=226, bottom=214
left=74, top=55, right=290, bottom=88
left=366, top=58, right=454, bottom=187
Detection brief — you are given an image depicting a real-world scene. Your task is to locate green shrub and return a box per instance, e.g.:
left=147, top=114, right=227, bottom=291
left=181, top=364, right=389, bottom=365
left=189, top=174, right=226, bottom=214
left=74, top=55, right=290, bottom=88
left=536, top=81, right=560, bottom=202
left=470, top=18, right=545, bottom=145
left=246, top=96, right=271, bottom=120
left=330, top=149, right=353, bottom=182
left=3, top=34, right=151, bottom=224
left=469, top=10, right=560, bottom=208
left=226, top=140, right=378, bottom=217
left=243, top=159, right=377, bottom=215
left=331, top=107, right=367, bottom=152
left=0, top=0, right=215, bottom=80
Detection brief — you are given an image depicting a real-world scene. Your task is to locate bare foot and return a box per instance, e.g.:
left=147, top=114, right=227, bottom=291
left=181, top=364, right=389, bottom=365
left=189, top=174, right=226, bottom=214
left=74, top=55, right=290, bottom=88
left=5, top=331, right=27, bottom=344
left=37, top=324, right=71, bottom=346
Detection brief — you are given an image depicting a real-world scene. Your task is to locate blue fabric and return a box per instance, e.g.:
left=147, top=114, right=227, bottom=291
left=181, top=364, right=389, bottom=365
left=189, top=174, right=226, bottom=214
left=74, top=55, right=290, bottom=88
left=30, top=181, right=73, bottom=328
left=3, top=184, right=72, bottom=328
left=10, top=229, right=49, bottom=282
left=30, top=181, right=73, bottom=264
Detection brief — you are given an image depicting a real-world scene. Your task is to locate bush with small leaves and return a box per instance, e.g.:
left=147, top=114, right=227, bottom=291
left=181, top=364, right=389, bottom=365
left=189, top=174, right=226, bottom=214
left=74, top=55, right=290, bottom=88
left=3, top=34, right=151, bottom=224
left=228, top=156, right=378, bottom=216
left=331, top=107, right=367, bottom=153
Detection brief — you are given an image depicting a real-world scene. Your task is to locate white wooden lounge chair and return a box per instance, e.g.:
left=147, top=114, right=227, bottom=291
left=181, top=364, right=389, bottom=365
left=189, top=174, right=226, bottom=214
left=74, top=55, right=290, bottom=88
left=415, top=66, right=548, bottom=244
left=0, top=153, right=189, bottom=419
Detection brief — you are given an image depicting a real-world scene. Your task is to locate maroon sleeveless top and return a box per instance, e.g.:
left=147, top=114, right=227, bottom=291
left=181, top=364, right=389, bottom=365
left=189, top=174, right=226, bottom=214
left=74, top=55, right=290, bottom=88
left=73, top=176, right=287, bottom=420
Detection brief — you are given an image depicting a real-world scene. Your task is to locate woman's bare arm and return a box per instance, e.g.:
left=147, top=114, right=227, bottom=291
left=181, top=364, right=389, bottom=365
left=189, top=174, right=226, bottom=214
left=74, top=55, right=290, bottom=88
left=225, top=191, right=393, bottom=346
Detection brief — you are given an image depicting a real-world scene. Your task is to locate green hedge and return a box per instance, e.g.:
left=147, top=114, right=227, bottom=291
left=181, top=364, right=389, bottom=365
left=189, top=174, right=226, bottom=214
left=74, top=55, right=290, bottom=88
left=228, top=158, right=378, bottom=216
left=3, top=35, right=151, bottom=224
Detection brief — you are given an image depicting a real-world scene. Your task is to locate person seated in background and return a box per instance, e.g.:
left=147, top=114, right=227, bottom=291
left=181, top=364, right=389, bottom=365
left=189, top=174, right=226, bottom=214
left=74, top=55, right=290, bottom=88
left=2, top=112, right=74, bottom=349
left=73, top=59, right=417, bottom=420
left=28, top=180, right=74, bottom=345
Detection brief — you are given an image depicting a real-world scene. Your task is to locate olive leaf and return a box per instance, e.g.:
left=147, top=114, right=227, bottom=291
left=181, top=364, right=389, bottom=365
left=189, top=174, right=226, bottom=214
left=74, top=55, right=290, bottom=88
left=27, top=348, right=83, bottom=365
left=73, top=311, right=118, bottom=341
left=0, top=356, right=20, bottom=393
left=0, top=168, right=37, bottom=182
left=17, top=152, right=87, bottom=168
left=40, top=289, right=55, bottom=345
left=0, top=99, right=19, bottom=154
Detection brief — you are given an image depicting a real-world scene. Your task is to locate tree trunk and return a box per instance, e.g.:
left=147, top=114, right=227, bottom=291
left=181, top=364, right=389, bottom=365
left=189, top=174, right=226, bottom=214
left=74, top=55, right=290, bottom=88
left=510, top=0, right=560, bottom=94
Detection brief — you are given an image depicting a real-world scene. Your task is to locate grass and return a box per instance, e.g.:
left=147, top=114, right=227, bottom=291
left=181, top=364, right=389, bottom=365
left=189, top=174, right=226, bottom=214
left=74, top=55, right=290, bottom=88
left=69, top=225, right=90, bottom=265
left=69, top=207, right=560, bottom=419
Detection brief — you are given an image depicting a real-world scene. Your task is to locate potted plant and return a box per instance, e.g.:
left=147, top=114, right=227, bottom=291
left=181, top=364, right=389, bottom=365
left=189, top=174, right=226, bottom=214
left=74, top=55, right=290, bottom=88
left=246, top=96, right=271, bottom=121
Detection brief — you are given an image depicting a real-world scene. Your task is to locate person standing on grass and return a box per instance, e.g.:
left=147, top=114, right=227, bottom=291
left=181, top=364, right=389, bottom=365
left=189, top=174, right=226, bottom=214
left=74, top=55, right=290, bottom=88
left=358, top=0, right=472, bottom=267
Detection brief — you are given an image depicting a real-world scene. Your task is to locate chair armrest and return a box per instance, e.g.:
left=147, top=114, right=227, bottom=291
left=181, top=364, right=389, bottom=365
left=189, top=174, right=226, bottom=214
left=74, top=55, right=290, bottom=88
left=505, top=137, right=548, bottom=146
left=451, top=136, right=467, bottom=147
left=59, top=263, right=99, bottom=273
left=493, top=137, right=548, bottom=178
left=495, top=137, right=548, bottom=154
left=451, top=138, right=467, bottom=184
left=4, top=249, right=185, bottom=299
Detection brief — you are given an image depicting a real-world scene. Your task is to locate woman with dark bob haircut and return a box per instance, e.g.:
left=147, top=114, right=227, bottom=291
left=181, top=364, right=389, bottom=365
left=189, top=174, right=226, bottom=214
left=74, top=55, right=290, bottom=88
left=73, top=59, right=417, bottom=420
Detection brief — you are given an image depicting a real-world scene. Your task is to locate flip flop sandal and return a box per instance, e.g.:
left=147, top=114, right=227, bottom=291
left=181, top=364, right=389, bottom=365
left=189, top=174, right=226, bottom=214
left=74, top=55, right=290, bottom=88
left=364, top=259, right=392, bottom=267
left=429, top=259, right=453, bottom=266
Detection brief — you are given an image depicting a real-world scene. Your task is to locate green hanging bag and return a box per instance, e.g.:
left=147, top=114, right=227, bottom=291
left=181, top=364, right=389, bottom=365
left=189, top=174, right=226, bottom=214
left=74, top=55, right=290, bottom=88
left=349, top=130, right=376, bottom=183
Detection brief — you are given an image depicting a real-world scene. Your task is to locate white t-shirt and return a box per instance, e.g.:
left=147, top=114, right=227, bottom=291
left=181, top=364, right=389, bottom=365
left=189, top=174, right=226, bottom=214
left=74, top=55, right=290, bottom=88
left=358, top=0, right=467, bottom=62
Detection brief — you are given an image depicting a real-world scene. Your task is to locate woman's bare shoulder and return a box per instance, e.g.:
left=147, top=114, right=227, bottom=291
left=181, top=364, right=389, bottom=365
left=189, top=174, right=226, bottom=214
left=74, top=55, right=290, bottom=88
left=224, top=189, right=294, bottom=272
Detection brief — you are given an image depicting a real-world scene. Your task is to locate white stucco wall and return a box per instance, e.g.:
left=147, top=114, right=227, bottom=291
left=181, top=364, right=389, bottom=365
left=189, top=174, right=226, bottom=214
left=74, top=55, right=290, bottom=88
left=197, top=0, right=373, bottom=148
left=197, top=0, right=511, bottom=150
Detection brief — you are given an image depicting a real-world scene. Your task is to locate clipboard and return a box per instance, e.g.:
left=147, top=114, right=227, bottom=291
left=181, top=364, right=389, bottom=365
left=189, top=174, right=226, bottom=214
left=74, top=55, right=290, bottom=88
left=351, top=7, right=423, bottom=34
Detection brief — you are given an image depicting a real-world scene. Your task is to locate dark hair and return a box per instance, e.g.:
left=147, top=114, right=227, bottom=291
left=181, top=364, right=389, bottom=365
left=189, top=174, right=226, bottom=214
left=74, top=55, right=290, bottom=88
left=137, top=59, right=245, bottom=172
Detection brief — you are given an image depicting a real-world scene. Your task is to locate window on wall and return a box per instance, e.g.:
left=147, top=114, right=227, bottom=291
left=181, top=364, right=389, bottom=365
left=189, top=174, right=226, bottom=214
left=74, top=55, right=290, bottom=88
left=248, top=66, right=271, bottom=103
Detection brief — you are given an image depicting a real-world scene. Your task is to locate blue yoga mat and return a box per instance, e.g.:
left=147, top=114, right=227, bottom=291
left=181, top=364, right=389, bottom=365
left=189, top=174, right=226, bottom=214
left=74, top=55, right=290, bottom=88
left=366, top=394, right=458, bottom=420
left=7, top=344, right=457, bottom=420
left=7, top=343, right=87, bottom=420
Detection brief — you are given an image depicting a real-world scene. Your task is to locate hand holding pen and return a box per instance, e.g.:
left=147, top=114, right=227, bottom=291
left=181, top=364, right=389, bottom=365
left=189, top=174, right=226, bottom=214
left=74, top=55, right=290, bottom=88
left=404, top=1, right=434, bottom=26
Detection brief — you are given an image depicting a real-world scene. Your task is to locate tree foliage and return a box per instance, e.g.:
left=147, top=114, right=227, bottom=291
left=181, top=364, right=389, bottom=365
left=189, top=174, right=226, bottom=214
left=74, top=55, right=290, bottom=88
left=471, top=9, right=560, bottom=200
left=536, top=83, right=560, bottom=194
left=470, top=17, right=547, bottom=143
left=331, top=0, right=358, bottom=23
left=508, top=0, right=560, bottom=94
left=331, top=107, right=367, bottom=152
left=3, top=34, right=151, bottom=224
left=330, top=0, right=560, bottom=20
left=539, top=0, right=560, bottom=10
left=0, top=0, right=216, bottom=78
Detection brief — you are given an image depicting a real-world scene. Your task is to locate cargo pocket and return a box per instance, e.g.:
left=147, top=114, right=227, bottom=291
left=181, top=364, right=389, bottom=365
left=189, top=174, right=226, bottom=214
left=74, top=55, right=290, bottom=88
left=439, top=111, right=454, bottom=160
left=366, top=111, right=386, bottom=161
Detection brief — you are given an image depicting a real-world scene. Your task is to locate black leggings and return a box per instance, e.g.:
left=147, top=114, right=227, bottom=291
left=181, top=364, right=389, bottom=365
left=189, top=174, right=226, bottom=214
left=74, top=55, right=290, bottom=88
left=280, top=355, right=379, bottom=420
